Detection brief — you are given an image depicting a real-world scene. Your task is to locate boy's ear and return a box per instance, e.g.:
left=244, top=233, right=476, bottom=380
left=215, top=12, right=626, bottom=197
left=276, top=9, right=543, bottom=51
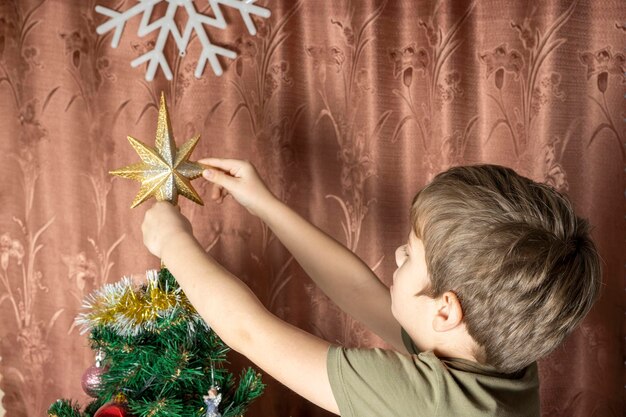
left=432, top=291, right=464, bottom=332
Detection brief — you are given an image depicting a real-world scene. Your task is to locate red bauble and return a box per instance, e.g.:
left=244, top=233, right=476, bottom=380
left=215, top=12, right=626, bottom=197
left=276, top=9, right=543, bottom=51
left=94, top=401, right=130, bottom=417
left=81, top=364, right=106, bottom=397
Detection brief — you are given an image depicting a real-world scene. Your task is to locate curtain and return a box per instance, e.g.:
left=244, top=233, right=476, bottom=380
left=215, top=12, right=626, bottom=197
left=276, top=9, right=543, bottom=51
left=0, top=0, right=623, bottom=415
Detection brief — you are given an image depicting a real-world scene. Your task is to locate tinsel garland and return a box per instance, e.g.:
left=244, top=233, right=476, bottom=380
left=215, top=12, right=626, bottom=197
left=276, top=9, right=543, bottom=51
left=76, top=269, right=198, bottom=336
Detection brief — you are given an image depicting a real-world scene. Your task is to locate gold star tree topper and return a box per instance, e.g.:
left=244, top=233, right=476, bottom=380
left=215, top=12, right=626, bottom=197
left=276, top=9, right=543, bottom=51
left=110, top=92, right=205, bottom=208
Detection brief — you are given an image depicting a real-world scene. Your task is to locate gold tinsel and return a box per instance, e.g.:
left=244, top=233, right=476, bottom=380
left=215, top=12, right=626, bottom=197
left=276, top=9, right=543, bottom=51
left=76, top=270, right=197, bottom=336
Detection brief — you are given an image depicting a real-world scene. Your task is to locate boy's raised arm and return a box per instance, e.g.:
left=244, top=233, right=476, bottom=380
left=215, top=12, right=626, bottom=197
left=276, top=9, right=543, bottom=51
left=200, top=158, right=407, bottom=353
left=143, top=203, right=340, bottom=414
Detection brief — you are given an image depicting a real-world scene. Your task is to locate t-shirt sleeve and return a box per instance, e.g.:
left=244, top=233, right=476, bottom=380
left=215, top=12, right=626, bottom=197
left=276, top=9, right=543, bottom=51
left=327, top=345, right=440, bottom=417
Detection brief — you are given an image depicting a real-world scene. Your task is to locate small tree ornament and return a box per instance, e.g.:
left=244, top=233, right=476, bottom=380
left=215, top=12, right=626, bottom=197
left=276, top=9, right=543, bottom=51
left=93, top=395, right=130, bottom=417
left=81, top=349, right=107, bottom=398
left=203, top=387, right=222, bottom=417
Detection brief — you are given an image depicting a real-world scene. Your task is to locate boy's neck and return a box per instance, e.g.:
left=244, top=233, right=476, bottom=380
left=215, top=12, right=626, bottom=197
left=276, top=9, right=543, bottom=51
left=432, top=344, right=480, bottom=363
left=407, top=326, right=481, bottom=364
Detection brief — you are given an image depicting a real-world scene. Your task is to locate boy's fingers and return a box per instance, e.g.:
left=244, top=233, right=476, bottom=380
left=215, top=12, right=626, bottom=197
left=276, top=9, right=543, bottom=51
left=202, top=168, right=237, bottom=190
left=198, top=158, right=247, bottom=174
left=210, top=184, right=221, bottom=200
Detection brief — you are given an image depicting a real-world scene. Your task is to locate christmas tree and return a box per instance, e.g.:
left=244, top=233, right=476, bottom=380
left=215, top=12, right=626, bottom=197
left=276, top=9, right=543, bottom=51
left=48, top=93, right=264, bottom=417
left=48, top=269, right=263, bottom=417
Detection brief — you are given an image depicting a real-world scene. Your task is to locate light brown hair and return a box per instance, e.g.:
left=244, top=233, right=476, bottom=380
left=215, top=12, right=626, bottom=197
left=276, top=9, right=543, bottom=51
left=410, top=164, right=601, bottom=373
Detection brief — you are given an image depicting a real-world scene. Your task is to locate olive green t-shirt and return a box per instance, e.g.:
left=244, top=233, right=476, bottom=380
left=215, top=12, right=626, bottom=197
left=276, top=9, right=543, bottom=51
left=326, top=329, right=539, bottom=416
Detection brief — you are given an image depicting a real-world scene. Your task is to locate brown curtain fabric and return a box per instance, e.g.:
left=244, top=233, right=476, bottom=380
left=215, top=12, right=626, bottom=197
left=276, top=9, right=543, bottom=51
left=0, top=0, right=623, bottom=415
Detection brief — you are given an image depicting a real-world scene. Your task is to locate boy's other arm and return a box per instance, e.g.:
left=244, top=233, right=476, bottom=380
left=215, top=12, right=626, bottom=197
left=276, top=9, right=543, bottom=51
left=200, top=158, right=408, bottom=353
left=156, top=223, right=340, bottom=415
left=258, top=198, right=407, bottom=353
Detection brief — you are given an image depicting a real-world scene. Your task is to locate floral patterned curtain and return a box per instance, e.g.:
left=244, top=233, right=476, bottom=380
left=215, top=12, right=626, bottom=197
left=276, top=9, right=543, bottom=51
left=0, top=0, right=623, bottom=416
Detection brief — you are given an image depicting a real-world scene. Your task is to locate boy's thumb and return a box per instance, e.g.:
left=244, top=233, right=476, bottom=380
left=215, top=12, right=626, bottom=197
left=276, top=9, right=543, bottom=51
left=202, top=168, right=217, bottom=181
left=202, top=168, right=234, bottom=188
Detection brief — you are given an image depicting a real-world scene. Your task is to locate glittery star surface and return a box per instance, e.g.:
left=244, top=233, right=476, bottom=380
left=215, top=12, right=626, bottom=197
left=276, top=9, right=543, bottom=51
left=110, top=92, right=205, bottom=208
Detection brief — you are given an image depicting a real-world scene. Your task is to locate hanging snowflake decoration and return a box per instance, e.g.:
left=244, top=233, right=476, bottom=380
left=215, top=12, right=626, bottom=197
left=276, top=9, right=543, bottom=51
left=95, top=0, right=271, bottom=81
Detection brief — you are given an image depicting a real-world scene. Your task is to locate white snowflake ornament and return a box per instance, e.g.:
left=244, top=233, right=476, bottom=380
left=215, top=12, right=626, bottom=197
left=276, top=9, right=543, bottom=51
left=95, top=0, right=271, bottom=81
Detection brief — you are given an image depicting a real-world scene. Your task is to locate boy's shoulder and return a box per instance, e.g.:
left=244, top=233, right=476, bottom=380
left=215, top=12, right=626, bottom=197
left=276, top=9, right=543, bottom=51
left=327, top=338, right=539, bottom=417
left=436, top=353, right=540, bottom=417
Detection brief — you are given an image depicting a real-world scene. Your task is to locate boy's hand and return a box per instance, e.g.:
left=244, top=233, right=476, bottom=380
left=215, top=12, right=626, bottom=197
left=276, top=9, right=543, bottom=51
left=198, top=158, right=276, bottom=217
left=141, top=202, right=194, bottom=258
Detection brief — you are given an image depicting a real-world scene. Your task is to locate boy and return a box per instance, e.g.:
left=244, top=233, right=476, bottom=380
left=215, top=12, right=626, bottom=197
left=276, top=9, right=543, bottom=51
left=141, top=158, right=601, bottom=416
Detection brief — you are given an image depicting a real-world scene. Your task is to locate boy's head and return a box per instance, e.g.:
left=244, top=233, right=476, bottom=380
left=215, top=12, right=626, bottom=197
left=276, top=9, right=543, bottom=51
left=396, top=164, right=601, bottom=374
